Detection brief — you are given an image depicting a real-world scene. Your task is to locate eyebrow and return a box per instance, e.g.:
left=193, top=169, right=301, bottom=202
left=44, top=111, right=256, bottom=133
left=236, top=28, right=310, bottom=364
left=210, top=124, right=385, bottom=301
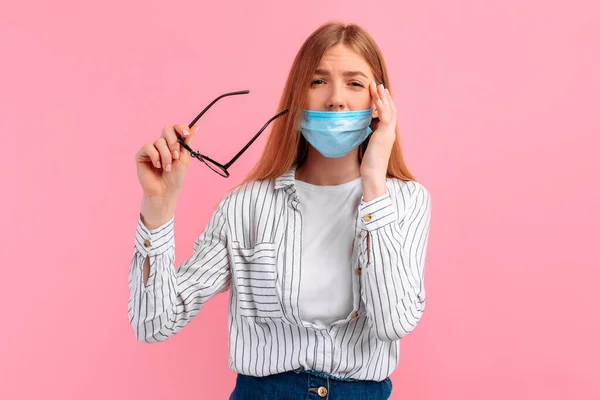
left=314, top=68, right=369, bottom=80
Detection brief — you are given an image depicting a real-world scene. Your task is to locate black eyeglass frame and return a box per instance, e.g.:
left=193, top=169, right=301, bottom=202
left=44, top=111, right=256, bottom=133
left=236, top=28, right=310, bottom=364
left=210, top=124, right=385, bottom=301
left=177, top=90, right=288, bottom=178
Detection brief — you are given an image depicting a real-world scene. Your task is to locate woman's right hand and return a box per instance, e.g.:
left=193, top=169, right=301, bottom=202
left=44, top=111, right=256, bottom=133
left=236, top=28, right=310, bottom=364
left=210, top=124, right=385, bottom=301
left=135, top=124, right=199, bottom=200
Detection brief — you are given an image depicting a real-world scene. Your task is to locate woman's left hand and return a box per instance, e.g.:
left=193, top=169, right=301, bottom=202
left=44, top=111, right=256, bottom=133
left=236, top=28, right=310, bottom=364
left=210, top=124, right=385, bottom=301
left=360, top=81, right=398, bottom=200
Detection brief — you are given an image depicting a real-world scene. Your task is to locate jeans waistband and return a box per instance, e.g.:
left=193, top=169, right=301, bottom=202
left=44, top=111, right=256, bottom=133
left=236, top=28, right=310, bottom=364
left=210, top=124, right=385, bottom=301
left=292, top=368, right=361, bottom=382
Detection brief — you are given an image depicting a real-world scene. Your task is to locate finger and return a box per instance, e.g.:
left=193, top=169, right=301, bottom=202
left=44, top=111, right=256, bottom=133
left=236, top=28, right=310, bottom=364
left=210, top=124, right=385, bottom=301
left=174, top=123, right=199, bottom=148
left=378, top=84, right=388, bottom=106
left=385, top=88, right=397, bottom=116
left=376, top=84, right=388, bottom=120
left=154, top=137, right=173, bottom=172
left=374, top=84, right=390, bottom=122
left=161, top=125, right=183, bottom=161
left=370, top=80, right=381, bottom=108
left=174, top=124, right=200, bottom=165
left=368, top=81, right=380, bottom=118
left=136, top=143, right=161, bottom=169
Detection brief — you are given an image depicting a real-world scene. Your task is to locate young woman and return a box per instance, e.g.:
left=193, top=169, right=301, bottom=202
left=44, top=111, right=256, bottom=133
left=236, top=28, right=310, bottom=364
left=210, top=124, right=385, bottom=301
left=130, top=22, right=432, bottom=400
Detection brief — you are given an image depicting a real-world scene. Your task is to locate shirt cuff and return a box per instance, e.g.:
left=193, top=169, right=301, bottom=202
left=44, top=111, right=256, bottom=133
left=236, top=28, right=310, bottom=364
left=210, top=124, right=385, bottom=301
left=134, top=214, right=175, bottom=257
left=359, top=192, right=397, bottom=231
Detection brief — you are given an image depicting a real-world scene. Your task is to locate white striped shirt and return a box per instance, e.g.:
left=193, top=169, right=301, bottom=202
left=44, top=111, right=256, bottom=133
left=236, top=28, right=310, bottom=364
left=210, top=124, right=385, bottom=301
left=128, top=165, right=432, bottom=381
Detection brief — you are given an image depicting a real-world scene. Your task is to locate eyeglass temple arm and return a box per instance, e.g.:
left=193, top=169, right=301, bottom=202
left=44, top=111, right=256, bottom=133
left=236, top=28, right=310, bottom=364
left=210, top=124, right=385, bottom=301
left=177, top=90, right=252, bottom=161
left=188, top=90, right=250, bottom=129
left=223, top=109, right=289, bottom=169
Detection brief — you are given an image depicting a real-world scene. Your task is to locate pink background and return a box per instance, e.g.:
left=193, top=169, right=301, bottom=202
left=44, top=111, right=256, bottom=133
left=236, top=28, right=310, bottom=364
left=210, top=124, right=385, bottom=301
left=1, top=0, right=599, bottom=399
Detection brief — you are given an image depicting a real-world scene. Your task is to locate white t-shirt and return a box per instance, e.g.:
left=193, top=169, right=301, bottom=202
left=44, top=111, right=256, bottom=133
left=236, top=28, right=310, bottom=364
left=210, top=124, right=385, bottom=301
left=294, top=177, right=363, bottom=327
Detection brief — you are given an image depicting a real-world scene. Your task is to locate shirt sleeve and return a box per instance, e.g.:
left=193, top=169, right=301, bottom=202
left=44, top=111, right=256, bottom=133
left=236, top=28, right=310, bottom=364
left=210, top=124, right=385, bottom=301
left=358, top=181, right=432, bottom=341
left=128, top=197, right=231, bottom=343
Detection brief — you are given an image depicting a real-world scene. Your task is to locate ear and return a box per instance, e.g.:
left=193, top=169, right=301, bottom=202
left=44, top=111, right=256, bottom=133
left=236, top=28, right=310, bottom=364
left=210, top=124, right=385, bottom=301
left=372, top=107, right=378, bottom=119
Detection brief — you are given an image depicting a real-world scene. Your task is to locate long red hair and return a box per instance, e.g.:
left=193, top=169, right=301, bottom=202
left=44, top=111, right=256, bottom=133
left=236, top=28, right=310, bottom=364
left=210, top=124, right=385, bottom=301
left=241, top=22, right=415, bottom=185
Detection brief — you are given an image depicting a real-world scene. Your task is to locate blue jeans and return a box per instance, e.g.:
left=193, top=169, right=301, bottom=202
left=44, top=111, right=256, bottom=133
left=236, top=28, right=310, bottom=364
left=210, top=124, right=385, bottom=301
left=229, top=369, right=393, bottom=399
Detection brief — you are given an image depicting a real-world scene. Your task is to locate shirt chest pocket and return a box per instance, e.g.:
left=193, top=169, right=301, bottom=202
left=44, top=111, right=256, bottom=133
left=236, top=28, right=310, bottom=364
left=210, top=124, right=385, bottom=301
left=230, top=241, right=283, bottom=319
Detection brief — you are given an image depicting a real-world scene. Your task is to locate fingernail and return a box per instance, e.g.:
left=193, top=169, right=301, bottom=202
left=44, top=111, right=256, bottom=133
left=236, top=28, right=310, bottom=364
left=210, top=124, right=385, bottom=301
left=156, top=161, right=161, bottom=168
left=165, top=163, right=171, bottom=172
left=385, top=88, right=390, bottom=94
left=195, top=126, right=200, bottom=132
left=372, top=81, right=377, bottom=88
left=173, top=150, right=179, bottom=159
left=183, top=130, right=189, bottom=136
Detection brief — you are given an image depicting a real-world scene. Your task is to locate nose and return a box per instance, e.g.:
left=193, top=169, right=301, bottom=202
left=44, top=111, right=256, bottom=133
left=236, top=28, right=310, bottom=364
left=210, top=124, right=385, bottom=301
left=326, top=85, right=346, bottom=111
left=327, top=100, right=344, bottom=110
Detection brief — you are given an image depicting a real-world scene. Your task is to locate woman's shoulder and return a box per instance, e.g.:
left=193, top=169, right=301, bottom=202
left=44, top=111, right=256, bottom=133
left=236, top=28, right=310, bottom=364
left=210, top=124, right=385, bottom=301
left=218, top=178, right=278, bottom=206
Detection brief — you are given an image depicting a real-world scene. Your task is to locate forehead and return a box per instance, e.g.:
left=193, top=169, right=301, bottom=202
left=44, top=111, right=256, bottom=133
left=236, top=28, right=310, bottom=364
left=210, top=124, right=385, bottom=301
left=317, top=44, right=372, bottom=73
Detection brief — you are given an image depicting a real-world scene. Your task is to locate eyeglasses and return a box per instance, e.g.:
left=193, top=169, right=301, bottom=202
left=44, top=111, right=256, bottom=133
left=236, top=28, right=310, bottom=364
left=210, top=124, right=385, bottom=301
left=177, top=90, right=288, bottom=178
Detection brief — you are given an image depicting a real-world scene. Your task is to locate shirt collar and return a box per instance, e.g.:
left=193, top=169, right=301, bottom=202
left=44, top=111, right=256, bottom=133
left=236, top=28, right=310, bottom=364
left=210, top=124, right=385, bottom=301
left=274, top=164, right=297, bottom=190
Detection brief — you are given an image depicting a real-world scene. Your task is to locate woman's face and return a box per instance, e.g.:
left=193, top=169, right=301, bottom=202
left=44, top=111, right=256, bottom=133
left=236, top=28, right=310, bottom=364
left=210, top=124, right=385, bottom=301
left=307, top=44, right=377, bottom=113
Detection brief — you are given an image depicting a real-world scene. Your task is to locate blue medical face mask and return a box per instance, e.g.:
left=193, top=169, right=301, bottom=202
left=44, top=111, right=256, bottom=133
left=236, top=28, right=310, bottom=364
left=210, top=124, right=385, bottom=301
left=299, top=109, right=374, bottom=158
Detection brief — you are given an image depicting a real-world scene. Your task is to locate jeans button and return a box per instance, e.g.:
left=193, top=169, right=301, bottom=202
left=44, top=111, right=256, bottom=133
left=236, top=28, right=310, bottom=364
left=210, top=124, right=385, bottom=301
left=317, top=386, right=328, bottom=397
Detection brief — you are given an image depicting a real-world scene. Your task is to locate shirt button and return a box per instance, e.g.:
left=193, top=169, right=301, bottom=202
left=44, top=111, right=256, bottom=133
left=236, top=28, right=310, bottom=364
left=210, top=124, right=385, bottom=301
left=317, top=386, right=328, bottom=397
left=143, top=239, right=151, bottom=248
left=363, top=213, right=372, bottom=222
left=355, top=268, right=362, bottom=276
left=351, top=311, right=359, bottom=319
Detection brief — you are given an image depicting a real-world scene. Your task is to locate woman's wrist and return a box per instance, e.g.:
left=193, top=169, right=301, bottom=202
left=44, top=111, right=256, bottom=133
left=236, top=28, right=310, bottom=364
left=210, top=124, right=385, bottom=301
left=361, top=173, right=387, bottom=202
left=140, top=195, right=177, bottom=230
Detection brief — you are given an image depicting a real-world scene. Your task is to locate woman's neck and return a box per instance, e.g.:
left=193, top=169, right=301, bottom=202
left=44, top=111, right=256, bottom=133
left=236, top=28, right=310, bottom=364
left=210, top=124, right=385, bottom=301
left=295, top=146, right=361, bottom=186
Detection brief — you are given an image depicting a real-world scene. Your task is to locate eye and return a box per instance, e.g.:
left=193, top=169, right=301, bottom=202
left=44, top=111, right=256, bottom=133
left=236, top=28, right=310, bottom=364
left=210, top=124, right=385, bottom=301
left=311, top=79, right=325, bottom=85
left=350, top=81, right=364, bottom=87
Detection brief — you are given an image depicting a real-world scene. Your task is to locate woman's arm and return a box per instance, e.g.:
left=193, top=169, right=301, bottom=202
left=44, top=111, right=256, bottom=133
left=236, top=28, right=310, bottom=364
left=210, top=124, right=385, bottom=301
left=358, top=181, right=432, bottom=341
left=128, top=197, right=231, bottom=343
